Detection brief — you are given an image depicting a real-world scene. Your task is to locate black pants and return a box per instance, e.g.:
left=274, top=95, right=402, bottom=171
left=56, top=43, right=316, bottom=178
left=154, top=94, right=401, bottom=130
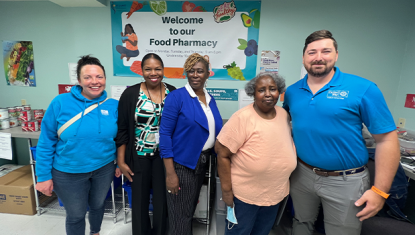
left=166, top=150, right=210, bottom=235
left=132, top=154, right=167, bottom=235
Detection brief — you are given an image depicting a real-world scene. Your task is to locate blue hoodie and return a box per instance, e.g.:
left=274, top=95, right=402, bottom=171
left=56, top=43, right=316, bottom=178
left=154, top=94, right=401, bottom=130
left=36, top=85, right=118, bottom=182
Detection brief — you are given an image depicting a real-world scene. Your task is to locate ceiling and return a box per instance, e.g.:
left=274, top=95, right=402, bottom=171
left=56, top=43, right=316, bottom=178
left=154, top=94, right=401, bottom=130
left=0, top=0, right=107, bottom=7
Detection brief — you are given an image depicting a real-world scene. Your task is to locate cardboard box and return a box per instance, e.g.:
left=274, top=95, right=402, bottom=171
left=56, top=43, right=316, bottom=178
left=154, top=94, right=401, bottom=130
left=0, top=165, right=36, bottom=215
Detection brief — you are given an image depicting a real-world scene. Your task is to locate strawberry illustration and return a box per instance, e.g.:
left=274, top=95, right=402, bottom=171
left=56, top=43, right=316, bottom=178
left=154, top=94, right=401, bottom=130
left=182, top=1, right=196, bottom=12
left=192, top=6, right=206, bottom=12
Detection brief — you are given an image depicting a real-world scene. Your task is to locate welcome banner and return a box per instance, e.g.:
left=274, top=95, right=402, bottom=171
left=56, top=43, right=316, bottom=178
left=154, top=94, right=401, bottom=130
left=111, top=1, right=261, bottom=80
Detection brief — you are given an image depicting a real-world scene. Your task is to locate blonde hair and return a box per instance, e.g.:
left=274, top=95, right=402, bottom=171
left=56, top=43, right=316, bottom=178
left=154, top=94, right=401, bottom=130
left=183, top=53, right=209, bottom=72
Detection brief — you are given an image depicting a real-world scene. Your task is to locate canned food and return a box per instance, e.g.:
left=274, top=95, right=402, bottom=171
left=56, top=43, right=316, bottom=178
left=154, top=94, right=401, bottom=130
left=37, top=119, right=42, bottom=131
left=15, top=106, right=22, bottom=118
left=0, top=108, right=9, bottom=120
left=9, top=117, right=18, bottom=127
left=34, top=109, right=44, bottom=120
left=28, top=120, right=39, bottom=132
left=23, top=105, right=31, bottom=111
left=17, top=119, right=22, bottom=126
left=8, top=108, right=17, bottom=118
left=19, top=110, right=32, bottom=121
left=0, top=118, right=10, bottom=130
left=22, top=121, right=28, bottom=132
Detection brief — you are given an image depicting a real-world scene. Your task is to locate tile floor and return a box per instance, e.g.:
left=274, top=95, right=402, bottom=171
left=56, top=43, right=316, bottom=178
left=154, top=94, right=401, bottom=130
left=0, top=210, right=281, bottom=235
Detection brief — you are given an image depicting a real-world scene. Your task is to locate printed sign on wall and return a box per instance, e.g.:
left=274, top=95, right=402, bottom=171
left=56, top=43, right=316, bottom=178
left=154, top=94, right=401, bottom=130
left=404, top=94, right=415, bottom=109
left=3, top=41, right=36, bottom=87
left=207, top=88, right=238, bottom=101
left=58, top=84, right=76, bottom=94
left=110, top=1, right=261, bottom=80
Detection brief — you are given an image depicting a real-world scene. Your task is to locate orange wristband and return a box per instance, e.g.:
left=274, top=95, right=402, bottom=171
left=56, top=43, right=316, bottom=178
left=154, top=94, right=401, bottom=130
left=371, top=186, right=389, bottom=199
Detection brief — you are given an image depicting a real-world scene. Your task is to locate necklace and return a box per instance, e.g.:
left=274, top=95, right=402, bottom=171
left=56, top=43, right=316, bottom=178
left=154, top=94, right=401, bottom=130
left=145, top=82, right=163, bottom=124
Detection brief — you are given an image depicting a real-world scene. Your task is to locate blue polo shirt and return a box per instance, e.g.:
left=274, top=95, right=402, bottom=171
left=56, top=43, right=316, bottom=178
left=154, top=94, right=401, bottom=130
left=283, top=67, right=396, bottom=170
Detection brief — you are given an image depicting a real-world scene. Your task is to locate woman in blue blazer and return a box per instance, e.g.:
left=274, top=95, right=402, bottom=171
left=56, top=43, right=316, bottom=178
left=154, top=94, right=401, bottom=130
left=160, top=53, right=222, bottom=235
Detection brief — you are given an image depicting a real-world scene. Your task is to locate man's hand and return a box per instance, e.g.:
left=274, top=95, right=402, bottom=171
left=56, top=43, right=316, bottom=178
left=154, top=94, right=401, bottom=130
left=36, top=179, right=54, bottom=196
left=355, top=189, right=386, bottom=221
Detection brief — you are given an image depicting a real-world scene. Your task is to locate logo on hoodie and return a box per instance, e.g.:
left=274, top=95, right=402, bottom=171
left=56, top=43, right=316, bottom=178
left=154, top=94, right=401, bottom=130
left=101, top=110, right=109, bottom=116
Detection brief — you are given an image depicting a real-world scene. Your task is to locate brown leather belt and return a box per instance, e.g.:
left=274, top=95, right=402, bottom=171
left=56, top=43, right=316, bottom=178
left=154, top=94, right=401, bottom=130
left=298, top=158, right=366, bottom=177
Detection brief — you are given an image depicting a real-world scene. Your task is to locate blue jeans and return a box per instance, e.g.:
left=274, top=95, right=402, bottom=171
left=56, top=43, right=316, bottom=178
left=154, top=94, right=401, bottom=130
left=52, top=161, right=115, bottom=235
left=116, top=45, right=139, bottom=57
left=225, top=197, right=280, bottom=235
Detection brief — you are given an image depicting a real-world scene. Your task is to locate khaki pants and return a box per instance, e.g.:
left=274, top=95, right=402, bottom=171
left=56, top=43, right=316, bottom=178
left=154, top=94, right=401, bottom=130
left=290, top=162, right=370, bottom=235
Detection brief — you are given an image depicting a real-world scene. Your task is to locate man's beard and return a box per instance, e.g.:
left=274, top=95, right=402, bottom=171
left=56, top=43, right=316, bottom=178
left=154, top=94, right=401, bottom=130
left=305, top=61, right=334, bottom=77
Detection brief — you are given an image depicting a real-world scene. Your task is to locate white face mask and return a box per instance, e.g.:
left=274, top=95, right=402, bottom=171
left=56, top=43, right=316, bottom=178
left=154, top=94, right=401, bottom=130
left=226, top=203, right=238, bottom=229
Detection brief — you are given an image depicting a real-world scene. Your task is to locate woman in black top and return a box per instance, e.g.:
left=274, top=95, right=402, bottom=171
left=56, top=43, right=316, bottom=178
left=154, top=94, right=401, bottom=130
left=116, top=53, right=176, bottom=235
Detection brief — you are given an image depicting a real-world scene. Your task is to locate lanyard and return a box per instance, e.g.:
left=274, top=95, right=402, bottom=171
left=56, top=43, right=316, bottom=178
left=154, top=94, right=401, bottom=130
left=145, top=82, right=163, bottom=126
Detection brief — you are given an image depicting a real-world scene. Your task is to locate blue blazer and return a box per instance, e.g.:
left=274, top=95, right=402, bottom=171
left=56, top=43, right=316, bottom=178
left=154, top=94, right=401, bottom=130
left=160, top=87, right=223, bottom=169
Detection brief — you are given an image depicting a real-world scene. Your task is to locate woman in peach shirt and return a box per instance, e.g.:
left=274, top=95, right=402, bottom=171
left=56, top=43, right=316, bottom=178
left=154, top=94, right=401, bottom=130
left=215, top=72, right=297, bottom=235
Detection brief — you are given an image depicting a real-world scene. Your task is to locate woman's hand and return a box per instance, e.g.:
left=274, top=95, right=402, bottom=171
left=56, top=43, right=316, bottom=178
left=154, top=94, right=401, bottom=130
left=36, top=179, right=54, bottom=196
left=118, top=162, right=134, bottom=182
left=215, top=140, right=235, bottom=207
left=166, top=172, right=180, bottom=195
left=115, top=168, right=122, bottom=178
left=222, top=189, right=234, bottom=207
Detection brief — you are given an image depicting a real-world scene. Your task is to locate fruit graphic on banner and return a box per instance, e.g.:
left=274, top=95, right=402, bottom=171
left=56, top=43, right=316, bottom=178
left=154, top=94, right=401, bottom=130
left=224, top=61, right=245, bottom=81
left=241, top=13, right=252, bottom=27
left=182, top=1, right=196, bottom=12
left=237, top=39, right=258, bottom=57
left=240, top=9, right=260, bottom=28
left=150, top=1, right=167, bottom=16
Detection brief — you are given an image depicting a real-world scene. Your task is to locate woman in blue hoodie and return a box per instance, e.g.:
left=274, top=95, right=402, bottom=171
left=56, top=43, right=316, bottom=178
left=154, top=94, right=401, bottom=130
left=35, top=55, right=120, bottom=235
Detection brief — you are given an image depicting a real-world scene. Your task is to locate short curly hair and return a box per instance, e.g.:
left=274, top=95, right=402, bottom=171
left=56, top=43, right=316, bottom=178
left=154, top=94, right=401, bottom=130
left=183, top=53, right=209, bottom=72
left=245, top=72, right=286, bottom=97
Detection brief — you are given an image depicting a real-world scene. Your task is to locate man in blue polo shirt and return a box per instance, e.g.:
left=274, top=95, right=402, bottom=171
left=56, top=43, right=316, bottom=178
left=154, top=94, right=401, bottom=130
left=283, top=30, right=400, bottom=235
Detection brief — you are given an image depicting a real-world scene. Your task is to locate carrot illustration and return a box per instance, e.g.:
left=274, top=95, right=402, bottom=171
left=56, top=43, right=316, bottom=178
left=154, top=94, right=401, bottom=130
left=164, top=67, right=185, bottom=79
left=130, top=61, right=143, bottom=75
left=126, top=1, right=147, bottom=19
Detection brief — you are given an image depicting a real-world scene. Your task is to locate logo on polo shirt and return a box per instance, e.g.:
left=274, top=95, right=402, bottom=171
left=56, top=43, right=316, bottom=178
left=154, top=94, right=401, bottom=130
left=327, top=90, right=349, bottom=99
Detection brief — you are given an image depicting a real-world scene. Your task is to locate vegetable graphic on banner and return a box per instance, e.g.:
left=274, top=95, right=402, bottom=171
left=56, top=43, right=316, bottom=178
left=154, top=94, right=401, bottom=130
left=110, top=1, right=260, bottom=80
left=3, top=41, right=36, bottom=87
left=126, top=1, right=147, bottom=19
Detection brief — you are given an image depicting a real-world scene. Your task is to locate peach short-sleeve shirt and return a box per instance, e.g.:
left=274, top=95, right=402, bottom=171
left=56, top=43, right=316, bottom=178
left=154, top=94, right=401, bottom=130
left=126, top=33, right=138, bottom=51
left=217, top=104, right=297, bottom=206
